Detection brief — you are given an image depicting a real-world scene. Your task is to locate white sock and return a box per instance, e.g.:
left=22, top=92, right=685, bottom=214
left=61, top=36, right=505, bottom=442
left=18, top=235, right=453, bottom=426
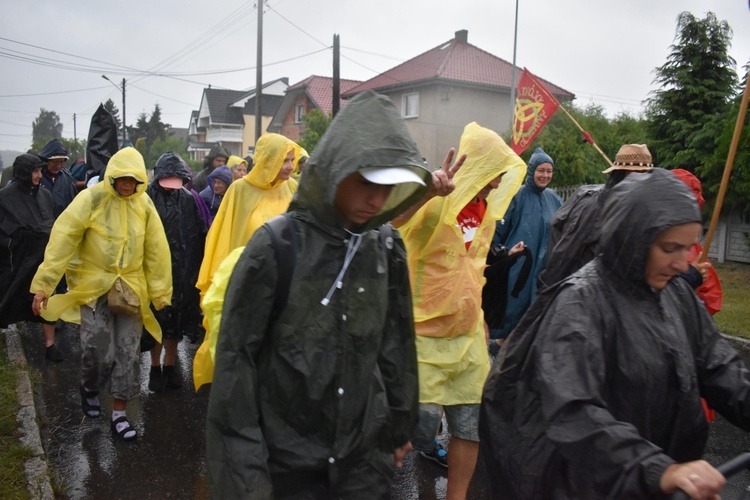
left=112, top=410, right=136, bottom=439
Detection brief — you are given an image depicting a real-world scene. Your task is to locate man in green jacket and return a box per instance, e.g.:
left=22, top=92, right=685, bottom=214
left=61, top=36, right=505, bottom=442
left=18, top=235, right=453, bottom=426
left=206, top=90, right=433, bottom=498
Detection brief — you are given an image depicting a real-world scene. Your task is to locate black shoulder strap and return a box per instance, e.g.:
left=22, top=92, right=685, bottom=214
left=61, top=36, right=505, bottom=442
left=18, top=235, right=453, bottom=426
left=262, top=213, right=297, bottom=320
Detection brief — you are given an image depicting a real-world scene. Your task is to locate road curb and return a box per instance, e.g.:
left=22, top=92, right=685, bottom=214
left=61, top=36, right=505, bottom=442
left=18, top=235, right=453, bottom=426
left=4, top=325, right=55, bottom=500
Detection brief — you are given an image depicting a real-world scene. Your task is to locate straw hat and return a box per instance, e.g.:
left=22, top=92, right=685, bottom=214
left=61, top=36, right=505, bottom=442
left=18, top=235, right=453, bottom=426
left=602, top=144, right=654, bottom=174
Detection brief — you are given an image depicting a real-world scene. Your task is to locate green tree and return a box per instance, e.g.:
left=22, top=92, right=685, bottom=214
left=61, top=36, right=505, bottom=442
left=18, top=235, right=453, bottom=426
left=644, top=11, right=738, bottom=170
left=128, top=105, right=171, bottom=164
left=32, top=108, right=63, bottom=144
left=298, top=109, right=331, bottom=153
left=148, top=135, right=189, bottom=168
left=135, top=137, right=148, bottom=160
left=59, top=138, right=86, bottom=162
left=103, top=99, right=123, bottom=129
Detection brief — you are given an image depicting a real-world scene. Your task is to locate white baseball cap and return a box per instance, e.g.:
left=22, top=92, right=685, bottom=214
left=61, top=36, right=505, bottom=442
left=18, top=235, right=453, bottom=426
left=360, top=166, right=426, bottom=186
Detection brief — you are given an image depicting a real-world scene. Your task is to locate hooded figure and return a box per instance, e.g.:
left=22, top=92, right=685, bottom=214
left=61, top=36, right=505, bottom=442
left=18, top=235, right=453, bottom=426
left=206, top=90, right=431, bottom=498
left=480, top=168, right=750, bottom=498
left=538, top=143, right=654, bottom=289
left=199, top=165, right=233, bottom=219
left=489, top=147, right=561, bottom=339
left=147, top=152, right=207, bottom=345
left=30, top=147, right=172, bottom=341
left=196, top=133, right=298, bottom=299
left=192, top=144, right=229, bottom=193
left=38, top=138, right=78, bottom=217
left=671, top=168, right=722, bottom=315
left=85, top=104, right=120, bottom=184
left=0, top=154, right=55, bottom=327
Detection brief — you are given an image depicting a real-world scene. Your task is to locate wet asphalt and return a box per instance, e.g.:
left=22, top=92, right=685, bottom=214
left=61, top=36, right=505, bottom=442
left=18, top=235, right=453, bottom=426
left=16, top=321, right=750, bottom=499
left=16, top=320, right=491, bottom=500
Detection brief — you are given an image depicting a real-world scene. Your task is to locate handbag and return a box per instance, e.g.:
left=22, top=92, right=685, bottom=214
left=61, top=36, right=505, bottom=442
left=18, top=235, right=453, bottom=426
left=107, top=277, right=140, bottom=316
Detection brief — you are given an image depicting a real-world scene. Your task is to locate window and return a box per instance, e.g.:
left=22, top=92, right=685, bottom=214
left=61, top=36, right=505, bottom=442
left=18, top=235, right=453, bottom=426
left=294, top=103, right=304, bottom=123
left=402, top=93, right=419, bottom=118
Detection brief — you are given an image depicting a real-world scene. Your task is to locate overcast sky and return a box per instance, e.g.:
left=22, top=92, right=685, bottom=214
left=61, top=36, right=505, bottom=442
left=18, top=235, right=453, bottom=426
left=0, top=0, right=747, bottom=155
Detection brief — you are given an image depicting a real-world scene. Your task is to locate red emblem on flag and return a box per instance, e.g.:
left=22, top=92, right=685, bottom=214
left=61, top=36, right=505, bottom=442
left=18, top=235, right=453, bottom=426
left=511, top=68, right=561, bottom=155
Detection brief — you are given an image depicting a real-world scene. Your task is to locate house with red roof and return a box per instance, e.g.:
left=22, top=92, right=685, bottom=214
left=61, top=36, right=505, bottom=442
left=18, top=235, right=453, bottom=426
left=343, top=29, right=574, bottom=167
left=267, top=75, right=363, bottom=142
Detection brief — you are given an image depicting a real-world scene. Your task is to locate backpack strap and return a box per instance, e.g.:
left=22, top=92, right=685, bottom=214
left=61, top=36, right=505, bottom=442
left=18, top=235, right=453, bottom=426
left=262, top=213, right=298, bottom=321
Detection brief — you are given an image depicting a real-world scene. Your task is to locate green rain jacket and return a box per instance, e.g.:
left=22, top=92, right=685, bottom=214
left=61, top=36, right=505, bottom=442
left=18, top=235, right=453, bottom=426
left=206, top=91, right=431, bottom=498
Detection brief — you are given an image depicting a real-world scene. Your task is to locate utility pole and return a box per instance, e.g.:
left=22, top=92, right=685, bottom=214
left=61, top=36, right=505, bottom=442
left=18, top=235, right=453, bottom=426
left=254, top=0, right=263, bottom=145
left=121, top=78, right=127, bottom=144
left=333, top=34, right=340, bottom=117
left=509, top=0, right=519, bottom=133
left=73, top=113, right=77, bottom=142
left=102, top=75, right=127, bottom=144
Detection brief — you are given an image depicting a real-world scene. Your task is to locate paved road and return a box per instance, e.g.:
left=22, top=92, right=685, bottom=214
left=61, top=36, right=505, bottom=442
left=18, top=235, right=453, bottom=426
left=17, top=321, right=750, bottom=499
left=16, top=320, right=490, bottom=499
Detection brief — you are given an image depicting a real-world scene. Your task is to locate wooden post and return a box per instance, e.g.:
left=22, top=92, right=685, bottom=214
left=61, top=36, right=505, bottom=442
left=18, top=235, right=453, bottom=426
left=701, top=75, right=750, bottom=261
left=556, top=104, right=612, bottom=169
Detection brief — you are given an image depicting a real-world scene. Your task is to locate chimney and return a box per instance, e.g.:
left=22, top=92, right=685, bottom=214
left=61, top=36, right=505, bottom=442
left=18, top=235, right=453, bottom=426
left=455, top=29, right=468, bottom=43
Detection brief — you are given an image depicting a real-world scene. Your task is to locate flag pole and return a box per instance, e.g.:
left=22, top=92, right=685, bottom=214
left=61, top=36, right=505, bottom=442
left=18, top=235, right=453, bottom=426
left=700, top=74, right=750, bottom=262
left=555, top=103, right=612, bottom=168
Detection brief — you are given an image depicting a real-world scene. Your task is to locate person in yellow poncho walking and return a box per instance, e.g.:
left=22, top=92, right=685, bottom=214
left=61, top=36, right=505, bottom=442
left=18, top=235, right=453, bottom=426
left=193, top=133, right=298, bottom=390
left=393, top=122, right=525, bottom=499
left=30, top=147, right=172, bottom=442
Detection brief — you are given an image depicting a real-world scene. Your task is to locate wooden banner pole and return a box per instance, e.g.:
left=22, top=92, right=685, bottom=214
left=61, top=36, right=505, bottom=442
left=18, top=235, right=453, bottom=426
left=701, top=75, right=750, bottom=261
left=556, top=104, right=612, bottom=168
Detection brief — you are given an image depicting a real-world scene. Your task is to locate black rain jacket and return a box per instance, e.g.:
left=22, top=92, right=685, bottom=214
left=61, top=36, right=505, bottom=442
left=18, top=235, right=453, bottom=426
left=480, top=168, right=750, bottom=499
left=0, top=156, right=55, bottom=326
left=206, top=90, right=431, bottom=498
left=146, top=152, right=206, bottom=336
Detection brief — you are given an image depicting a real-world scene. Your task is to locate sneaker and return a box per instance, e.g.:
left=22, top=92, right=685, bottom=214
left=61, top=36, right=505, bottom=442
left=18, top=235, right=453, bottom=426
left=45, top=344, right=63, bottom=362
left=148, top=365, right=164, bottom=392
left=419, top=443, right=448, bottom=468
left=163, top=365, right=182, bottom=389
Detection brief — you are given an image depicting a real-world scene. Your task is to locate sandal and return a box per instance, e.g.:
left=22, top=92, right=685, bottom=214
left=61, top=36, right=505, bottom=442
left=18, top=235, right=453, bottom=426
left=111, top=416, right=137, bottom=441
left=79, top=385, right=100, bottom=418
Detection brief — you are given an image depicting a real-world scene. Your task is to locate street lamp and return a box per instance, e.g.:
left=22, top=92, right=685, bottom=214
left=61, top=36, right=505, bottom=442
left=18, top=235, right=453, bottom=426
left=102, top=75, right=127, bottom=143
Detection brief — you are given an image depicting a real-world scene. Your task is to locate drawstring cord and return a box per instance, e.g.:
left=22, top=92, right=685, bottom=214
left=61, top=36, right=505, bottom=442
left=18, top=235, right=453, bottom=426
left=321, top=231, right=363, bottom=306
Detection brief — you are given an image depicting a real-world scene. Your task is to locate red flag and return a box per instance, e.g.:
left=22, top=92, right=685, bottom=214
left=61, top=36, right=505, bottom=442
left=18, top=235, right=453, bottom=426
left=511, top=68, right=561, bottom=155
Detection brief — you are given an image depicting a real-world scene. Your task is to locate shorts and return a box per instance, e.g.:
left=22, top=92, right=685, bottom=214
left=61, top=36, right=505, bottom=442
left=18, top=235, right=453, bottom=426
left=412, top=402, right=480, bottom=451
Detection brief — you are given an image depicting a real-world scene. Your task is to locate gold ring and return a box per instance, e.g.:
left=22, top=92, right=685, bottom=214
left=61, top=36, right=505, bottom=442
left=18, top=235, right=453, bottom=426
left=689, top=473, right=700, bottom=482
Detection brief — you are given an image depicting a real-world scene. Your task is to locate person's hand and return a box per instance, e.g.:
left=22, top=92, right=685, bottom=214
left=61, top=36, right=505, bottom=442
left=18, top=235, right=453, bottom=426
left=659, top=460, right=725, bottom=499
left=32, top=292, right=48, bottom=316
left=508, top=241, right=525, bottom=257
left=692, top=251, right=711, bottom=282
left=428, top=147, right=466, bottom=198
left=393, top=441, right=413, bottom=468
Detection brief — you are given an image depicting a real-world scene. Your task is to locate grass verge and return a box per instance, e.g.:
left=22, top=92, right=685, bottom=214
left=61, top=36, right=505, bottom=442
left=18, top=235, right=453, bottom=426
left=0, top=338, right=32, bottom=499
left=713, top=261, right=750, bottom=339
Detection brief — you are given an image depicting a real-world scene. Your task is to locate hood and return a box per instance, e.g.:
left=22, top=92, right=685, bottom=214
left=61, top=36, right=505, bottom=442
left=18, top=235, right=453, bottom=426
left=103, top=147, right=149, bottom=199
left=38, top=138, right=69, bottom=162
left=203, top=144, right=229, bottom=169
left=289, top=90, right=431, bottom=231
left=11, top=153, right=46, bottom=187
left=153, top=151, right=192, bottom=183
left=525, top=146, right=554, bottom=192
left=442, top=122, right=526, bottom=222
left=672, top=168, right=705, bottom=209
left=207, top=165, right=233, bottom=186
left=86, top=104, right=119, bottom=175
left=244, top=133, right=295, bottom=190
left=226, top=155, right=247, bottom=169
left=599, top=168, right=701, bottom=286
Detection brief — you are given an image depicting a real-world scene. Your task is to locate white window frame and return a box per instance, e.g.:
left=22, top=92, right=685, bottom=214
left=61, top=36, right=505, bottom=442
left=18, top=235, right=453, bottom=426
left=294, top=103, right=304, bottom=123
left=402, top=92, right=419, bottom=118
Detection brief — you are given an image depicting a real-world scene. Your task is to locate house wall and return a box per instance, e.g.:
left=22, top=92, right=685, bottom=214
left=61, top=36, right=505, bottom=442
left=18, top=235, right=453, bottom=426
left=277, top=95, right=310, bottom=142
left=383, top=84, right=513, bottom=168
left=241, top=115, right=276, bottom=154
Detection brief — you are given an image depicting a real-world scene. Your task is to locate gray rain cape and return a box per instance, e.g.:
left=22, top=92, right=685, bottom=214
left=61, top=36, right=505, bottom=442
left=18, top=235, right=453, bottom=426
left=480, top=168, right=750, bottom=499
left=206, top=90, right=431, bottom=498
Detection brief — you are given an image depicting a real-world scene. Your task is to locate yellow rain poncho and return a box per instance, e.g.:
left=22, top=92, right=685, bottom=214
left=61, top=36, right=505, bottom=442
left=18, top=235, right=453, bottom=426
left=193, top=133, right=297, bottom=389
left=196, top=133, right=298, bottom=298
left=30, top=147, right=172, bottom=341
left=398, top=122, right=525, bottom=405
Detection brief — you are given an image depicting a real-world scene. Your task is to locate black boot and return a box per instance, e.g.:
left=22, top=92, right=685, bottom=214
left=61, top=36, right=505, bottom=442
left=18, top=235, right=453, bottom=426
left=163, top=365, right=182, bottom=390
left=148, top=365, right=164, bottom=392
